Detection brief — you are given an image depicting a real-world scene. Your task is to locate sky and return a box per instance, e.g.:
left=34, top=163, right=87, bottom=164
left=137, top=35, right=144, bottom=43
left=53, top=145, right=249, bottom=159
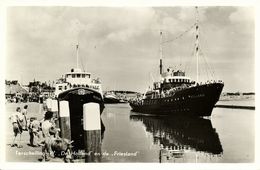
left=5, top=6, right=255, bottom=92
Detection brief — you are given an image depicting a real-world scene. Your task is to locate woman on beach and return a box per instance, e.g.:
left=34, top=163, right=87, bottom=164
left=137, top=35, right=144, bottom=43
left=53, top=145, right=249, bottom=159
left=9, top=107, right=24, bottom=148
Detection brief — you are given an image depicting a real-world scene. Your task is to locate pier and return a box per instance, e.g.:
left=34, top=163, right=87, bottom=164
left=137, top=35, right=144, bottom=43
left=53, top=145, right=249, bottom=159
left=215, top=104, right=255, bottom=110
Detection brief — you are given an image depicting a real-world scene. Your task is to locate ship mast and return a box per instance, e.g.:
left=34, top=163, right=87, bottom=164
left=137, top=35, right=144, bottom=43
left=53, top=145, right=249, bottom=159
left=76, top=42, right=79, bottom=69
left=195, top=6, right=199, bottom=83
left=159, top=31, right=163, bottom=75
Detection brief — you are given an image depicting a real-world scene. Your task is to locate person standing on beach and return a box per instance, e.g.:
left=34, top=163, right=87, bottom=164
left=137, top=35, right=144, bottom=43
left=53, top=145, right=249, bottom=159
left=9, top=107, right=24, bottom=148
left=21, top=105, right=28, bottom=130
left=41, top=111, right=56, bottom=161
left=28, top=117, right=40, bottom=147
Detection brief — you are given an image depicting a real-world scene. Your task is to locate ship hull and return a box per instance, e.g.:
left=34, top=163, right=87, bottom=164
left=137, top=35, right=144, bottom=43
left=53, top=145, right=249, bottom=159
left=58, top=87, right=104, bottom=150
left=104, top=97, right=121, bottom=104
left=129, top=83, right=224, bottom=117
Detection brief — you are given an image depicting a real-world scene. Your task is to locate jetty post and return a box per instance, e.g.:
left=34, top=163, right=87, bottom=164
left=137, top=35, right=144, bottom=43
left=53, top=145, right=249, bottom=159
left=46, top=98, right=61, bottom=132
left=83, top=103, right=102, bottom=162
left=46, top=98, right=52, bottom=111
left=58, top=100, right=71, bottom=140
left=51, top=99, right=60, bottom=129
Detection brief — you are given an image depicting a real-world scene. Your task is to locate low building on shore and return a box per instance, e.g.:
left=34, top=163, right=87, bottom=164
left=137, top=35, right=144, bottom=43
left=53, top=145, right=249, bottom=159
left=5, top=80, right=29, bottom=102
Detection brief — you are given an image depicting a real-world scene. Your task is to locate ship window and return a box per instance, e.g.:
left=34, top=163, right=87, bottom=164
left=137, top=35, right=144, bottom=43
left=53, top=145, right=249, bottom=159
left=77, top=74, right=80, bottom=78
left=82, top=74, right=85, bottom=78
left=58, top=86, right=62, bottom=90
left=64, top=86, right=67, bottom=90
left=86, top=74, right=90, bottom=78
left=67, top=74, right=72, bottom=78
left=72, top=74, right=75, bottom=78
left=73, top=84, right=77, bottom=88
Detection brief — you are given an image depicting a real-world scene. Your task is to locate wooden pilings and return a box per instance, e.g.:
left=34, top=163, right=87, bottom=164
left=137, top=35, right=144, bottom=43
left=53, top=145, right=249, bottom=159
left=46, top=98, right=52, bottom=111
left=83, top=103, right=102, bottom=162
left=59, top=101, right=71, bottom=140
left=46, top=98, right=60, bottom=128
left=47, top=96, right=103, bottom=162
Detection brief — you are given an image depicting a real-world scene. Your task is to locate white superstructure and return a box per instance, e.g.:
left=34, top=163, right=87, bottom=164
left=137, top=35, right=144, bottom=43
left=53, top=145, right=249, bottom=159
left=54, top=44, right=102, bottom=97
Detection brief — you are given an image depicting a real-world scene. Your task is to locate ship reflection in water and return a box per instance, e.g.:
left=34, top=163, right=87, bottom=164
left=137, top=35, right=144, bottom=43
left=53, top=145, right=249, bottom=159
left=130, top=113, right=223, bottom=163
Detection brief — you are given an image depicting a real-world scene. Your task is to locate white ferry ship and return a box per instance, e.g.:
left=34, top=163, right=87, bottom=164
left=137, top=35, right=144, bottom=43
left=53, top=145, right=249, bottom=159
left=54, top=44, right=102, bottom=98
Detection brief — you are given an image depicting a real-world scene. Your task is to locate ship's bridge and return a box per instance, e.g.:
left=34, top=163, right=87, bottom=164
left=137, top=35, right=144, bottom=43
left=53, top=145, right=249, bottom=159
left=65, top=68, right=92, bottom=85
left=161, top=68, right=191, bottom=83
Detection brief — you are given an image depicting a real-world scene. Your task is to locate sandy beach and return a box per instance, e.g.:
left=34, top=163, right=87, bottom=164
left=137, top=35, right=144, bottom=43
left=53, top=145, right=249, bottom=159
left=5, top=102, right=64, bottom=162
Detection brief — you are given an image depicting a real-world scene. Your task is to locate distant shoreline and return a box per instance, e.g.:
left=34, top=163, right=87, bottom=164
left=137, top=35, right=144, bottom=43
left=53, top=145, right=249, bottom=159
left=215, top=105, right=255, bottom=110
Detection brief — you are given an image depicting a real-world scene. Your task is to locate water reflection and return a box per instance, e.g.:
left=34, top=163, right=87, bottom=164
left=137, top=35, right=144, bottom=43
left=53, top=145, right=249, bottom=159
left=101, top=120, right=105, bottom=141
left=130, top=113, right=223, bottom=162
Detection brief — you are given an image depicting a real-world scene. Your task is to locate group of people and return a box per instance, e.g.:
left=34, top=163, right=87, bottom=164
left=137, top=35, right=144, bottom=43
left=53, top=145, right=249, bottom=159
left=9, top=105, right=70, bottom=162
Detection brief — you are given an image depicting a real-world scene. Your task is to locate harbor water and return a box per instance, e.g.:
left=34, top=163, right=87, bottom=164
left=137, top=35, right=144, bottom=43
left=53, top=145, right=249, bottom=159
left=5, top=100, right=254, bottom=163
left=101, top=102, right=254, bottom=163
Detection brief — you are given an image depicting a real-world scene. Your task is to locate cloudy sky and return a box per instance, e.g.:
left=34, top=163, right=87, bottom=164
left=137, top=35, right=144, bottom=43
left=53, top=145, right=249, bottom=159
left=6, top=6, right=254, bottom=92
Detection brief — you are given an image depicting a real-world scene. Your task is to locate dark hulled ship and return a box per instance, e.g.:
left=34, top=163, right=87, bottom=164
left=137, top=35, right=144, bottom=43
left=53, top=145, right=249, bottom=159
left=129, top=69, right=224, bottom=116
left=129, top=7, right=224, bottom=117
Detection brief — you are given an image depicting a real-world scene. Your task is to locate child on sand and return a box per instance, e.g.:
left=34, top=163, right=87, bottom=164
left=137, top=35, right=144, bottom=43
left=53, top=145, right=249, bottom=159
left=28, top=117, right=41, bottom=147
